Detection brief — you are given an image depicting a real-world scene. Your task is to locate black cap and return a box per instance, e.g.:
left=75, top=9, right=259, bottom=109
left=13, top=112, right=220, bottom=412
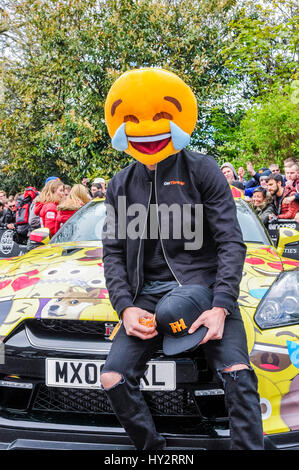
left=155, top=285, right=213, bottom=356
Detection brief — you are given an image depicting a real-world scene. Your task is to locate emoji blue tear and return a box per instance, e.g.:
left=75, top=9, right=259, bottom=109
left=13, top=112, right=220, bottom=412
left=287, top=340, right=299, bottom=368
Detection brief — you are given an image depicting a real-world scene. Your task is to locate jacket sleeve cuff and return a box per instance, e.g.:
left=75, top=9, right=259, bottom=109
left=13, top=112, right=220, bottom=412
left=212, top=291, right=236, bottom=314
left=114, top=296, right=135, bottom=318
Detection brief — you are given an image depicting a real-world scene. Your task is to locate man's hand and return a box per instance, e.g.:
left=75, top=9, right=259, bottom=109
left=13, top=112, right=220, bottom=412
left=188, top=307, right=226, bottom=345
left=246, top=161, right=255, bottom=176
left=122, top=306, right=158, bottom=340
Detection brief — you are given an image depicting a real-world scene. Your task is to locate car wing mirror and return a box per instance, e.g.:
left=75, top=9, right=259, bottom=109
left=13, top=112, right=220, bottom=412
left=29, top=228, right=51, bottom=246
left=276, top=227, right=299, bottom=256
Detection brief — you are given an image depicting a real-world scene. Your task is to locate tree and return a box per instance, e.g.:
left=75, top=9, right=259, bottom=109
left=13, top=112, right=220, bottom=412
left=210, top=0, right=299, bottom=164
left=228, top=86, right=299, bottom=170
left=0, top=0, right=242, bottom=191
left=222, top=0, right=299, bottom=98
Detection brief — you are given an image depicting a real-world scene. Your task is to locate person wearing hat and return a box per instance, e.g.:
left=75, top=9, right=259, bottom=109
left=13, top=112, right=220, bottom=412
left=220, top=162, right=238, bottom=184
left=100, top=68, right=263, bottom=451
left=245, top=162, right=271, bottom=189
left=91, top=177, right=106, bottom=197
left=44, top=176, right=60, bottom=185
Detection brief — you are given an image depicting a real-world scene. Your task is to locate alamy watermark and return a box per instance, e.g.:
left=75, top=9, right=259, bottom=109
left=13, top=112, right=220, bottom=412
left=103, top=196, right=203, bottom=250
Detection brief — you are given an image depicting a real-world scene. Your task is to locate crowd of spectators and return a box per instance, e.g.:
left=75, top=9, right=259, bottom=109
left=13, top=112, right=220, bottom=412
left=221, top=157, right=299, bottom=227
left=0, top=176, right=106, bottom=246
left=0, top=157, right=298, bottom=248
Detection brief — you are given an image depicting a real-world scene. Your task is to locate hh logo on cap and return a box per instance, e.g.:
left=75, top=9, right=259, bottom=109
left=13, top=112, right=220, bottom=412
left=169, top=318, right=187, bottom=333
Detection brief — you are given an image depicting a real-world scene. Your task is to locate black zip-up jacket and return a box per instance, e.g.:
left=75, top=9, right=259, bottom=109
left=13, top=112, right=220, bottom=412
left=102, top=150, right=246, bottom=316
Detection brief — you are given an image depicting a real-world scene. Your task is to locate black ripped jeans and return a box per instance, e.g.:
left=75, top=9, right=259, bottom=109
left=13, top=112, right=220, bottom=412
left=101, top=290, right=264, bottom=450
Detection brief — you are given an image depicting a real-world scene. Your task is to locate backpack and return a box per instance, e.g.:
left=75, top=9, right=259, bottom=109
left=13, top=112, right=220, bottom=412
left=15, top=187, right=39, bottom=226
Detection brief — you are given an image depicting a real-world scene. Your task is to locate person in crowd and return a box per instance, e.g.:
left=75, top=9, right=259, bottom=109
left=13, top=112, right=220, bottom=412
left=0, top=191, right=6, bottom=202
left=283, top=163, right=299, bottom=204
left=44, top=176, right=60, bottom=185
left=250, top=187, right=274, bottom=227
left=220, top=162, right=238, bottom=184
left=269, top=163, right=280, bottom=174
left=34, top=180, right=65, bottom=237
left=0, top=202, right=5, bottom=224
left=90, top=183, right=104, bottom=198
left=237, top=166, right=246, bottom=183
left=267, top=173, right=299, bottom=220
left=28, top=191, right=41, bottom=233
left=0, top=199, right=16, bottom=230
left=284, top=157, right=298, bottom=167
left=55, top=184, right=91, bottom=233
left=92, top=177, right=106, bottom=197
left=81, top=177, right=90, bottom=187
left=245, top=162, right=271, bottom=189
left=244, top=174, right=269, bottom=199
left=64, top=185, right=71, bottom=197
left=14, top=186, right=39, bottom=244
left=2, top=197, right=9, bottom=210
left=13, top=193, right=22, bottom=203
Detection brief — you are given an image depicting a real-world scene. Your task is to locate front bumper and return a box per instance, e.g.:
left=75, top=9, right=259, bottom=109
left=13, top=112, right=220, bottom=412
left=0, top=416, right=298, bottom=450
left=0, top=320, right=298, bottom=450
left=0, top=320, right=230, bottom=450
left=0, top=416, right=231, bottom=450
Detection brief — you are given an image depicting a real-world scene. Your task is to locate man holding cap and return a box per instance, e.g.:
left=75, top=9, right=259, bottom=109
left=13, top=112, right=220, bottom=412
left=101, top=68, right=263, bottom=450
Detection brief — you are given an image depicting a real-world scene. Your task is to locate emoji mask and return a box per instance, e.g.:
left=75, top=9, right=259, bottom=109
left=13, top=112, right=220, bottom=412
left=105, top=68, right=198, bottom=165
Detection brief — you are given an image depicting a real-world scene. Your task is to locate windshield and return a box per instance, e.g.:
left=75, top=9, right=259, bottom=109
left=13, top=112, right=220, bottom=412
left=51, top=200, right=106, bottom=243
left=236, top=200, right=271, bottom=245
left=50, top=198, right=271, bottom=246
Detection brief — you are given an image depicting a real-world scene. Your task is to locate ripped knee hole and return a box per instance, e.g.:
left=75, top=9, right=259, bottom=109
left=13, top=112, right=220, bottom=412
left=100, top=371, right=122, bottom=390
left=222, top=364, right=249, bottom=373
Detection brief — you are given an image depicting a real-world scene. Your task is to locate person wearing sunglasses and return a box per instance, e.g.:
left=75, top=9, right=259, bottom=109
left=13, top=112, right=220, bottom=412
left=0, top=201, right=16, bottom=230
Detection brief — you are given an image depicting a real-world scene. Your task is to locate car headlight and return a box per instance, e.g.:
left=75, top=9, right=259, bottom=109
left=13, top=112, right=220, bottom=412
left=254, top=269, right=299, bottom=329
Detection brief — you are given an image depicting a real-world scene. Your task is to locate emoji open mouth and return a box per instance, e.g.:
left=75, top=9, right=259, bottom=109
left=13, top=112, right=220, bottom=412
left=259, top=363, right=280, bottom=371
left=128, top=133, right=171, bottom=155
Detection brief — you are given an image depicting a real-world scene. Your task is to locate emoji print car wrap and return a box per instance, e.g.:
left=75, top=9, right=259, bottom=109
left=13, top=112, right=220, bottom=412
left=237, top=243, right=299, bottom=434
left=0, top=242, right=118, bottom=337
left=0, top=198, right=298, bottom=448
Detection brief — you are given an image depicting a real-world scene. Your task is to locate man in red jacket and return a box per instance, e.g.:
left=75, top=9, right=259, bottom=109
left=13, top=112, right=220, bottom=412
left=268, top=173, right=299, bottom=220
left=283, top=163, right=299, bottom=206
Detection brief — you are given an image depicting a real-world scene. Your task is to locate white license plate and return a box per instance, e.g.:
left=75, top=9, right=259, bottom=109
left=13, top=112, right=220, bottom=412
left=46, top=358, right=176, bottom=391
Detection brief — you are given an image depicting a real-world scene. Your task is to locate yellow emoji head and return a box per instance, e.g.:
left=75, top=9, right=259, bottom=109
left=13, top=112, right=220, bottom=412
left=105, top=68, right=198, bottom=165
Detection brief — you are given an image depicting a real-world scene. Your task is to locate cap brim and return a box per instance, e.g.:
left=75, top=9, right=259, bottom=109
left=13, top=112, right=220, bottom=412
left=162, top=326, right=208, bottom=356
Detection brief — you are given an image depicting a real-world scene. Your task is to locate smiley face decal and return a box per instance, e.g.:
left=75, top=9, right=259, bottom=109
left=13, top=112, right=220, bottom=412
left=104, top=68, right=198, bottom=165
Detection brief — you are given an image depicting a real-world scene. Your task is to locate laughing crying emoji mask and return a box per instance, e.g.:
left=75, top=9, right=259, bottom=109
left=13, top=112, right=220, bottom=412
left=105, top=68, right=198, bottom=165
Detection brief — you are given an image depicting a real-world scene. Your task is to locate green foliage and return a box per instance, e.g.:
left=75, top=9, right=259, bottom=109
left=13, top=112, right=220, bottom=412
left=0, top=0, right=239, bottom=191
left=229, top=86, right=299, bottom=170
left=0, top=0, right=298, bottom=192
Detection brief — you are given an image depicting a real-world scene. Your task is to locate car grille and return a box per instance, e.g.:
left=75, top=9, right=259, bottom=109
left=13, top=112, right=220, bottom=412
left=32, top=385, right=199, bottom=416
left=26, top=319, right=117, bottom=337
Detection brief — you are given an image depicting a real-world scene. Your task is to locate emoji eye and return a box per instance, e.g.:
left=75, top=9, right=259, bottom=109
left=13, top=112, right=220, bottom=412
left=153, top=111, right=173, bottom=121
left=124, top=115, right=139, bottom=123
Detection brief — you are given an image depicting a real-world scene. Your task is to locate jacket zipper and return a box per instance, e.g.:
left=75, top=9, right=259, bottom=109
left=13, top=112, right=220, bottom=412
left=132, top=181, right=153, bottom=303
left=155, top=165, right=182, bottom=287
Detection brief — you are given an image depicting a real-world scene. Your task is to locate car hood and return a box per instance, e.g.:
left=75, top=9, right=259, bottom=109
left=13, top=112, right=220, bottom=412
left=0, top=242, right=118, bottom=337
left=1, top=241, right=298, bottom=338
left=240, top=242, right=299, bottom=308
